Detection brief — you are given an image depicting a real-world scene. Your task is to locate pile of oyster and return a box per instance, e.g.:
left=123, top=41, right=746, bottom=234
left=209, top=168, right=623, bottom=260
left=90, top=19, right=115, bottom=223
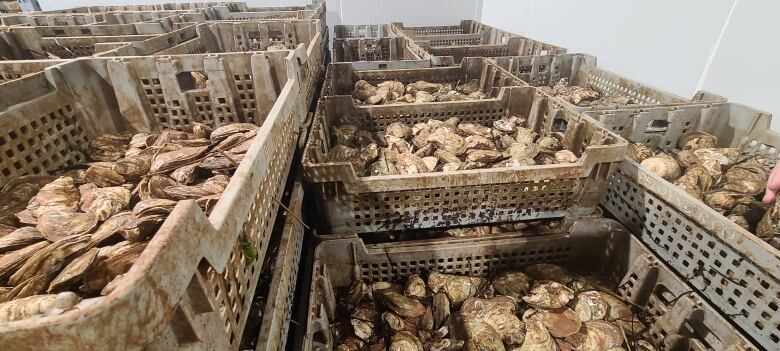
left=539, top=78, right=634, bottom=108
left=352, top=79, right=487, bottom=105
left=630, top=131, right=779, bottom=245
left=326, top=116, right=579, bottom=176
left=0, top=122, right=256, bottom=322
left=333, top=263, right=657, bottom=351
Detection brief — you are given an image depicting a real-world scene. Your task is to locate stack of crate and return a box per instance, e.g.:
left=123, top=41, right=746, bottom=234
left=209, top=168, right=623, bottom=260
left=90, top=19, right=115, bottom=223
left=0, top=2, right=324, bottom=351
left=301, top=19, right=771, bottom=351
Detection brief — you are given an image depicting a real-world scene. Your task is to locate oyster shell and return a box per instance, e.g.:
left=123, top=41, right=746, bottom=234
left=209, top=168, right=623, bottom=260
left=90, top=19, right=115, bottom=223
left=210, top=123, right=256, bottom=143
left=47, top=248, right=99, bottom=293
left=678, top=132, right=717, bottom=151
left=389, top=331, right=423, bottom=351
left=492, top=271, right=531, bottom=300
left=36, top=211, right=97, bottom=242
left=153, top=130, right=188, bottom=146
left=163, top=184, right=215, bottom=201
left=525, top=307, right=582, bottom=338
left=728, top=215, right=750, bottom=231
left=721, top=157, right=770, bottom=195
left=351, top=305, right=378, bottom=341
left=0, top=241, right=50, bottom=281
left=112, top=156, right=151, bottom=179
left=407, top=81, right=441, bottom=94
left=88, top=211, right=135, bottom=246
left=461, top=296, right=518, bottom=315
left=380, top=290, right=427, bottom=318
left=464, top=135, right=496, bottom=151
left=515, top=127, right=538, bottom=144
left=150, top=146, right=209, bottom=173
left=404, top=274, right=427, bottom=299
left=565, top=320, right=623, bottom=351
left=0, top=227, right=45, bottom=254
left=386, top=122, right=413, bottom=139
left=554, top=150, right=579, bottom=164
left=757, top=200, right=780, bottom=239
left=493, top=116, right=523, bottom=133
left=81, top=242, right=146, bottom=294
left=79, top=186, right=131, bottom=221
left=353, top=80, right=377, bottom=100
left=432, top=291, right=450, bottom=329
left=346, top=280, right=369, bottom=307
left=466, top=150, right=504, bottom=163
left=600, top=292, right=644, bottom=332
left=133, top=199, right=177, bottom=217
left=429, top=339, right=465, bottom=351
left=119, top=215, right=165, bottom=243
left=427, top=129, right=465, bottom=153
left=704, top=190, right=754, bottom=214
left=674, top=149, right=700, bottom=169
left=523, top=281, right=575, bottom=309
left=573, top=290, right=608, bottom=321
left=84, top=163, right=126, bottom=187
left=25, top=177, right=80, bottom=218
left=457, top=123, right=492, bottom=138
left=508, top=141, right=540, bottom=160
left=627, top=144, right=654, bottom=163
left=640, top=154, right=681, bottom=180
left=517, top=318, right=557, bottom=351
left=396, top=153, right=430, bottom=175
left=428, top=272, right=485, bottom=306
left=9, top=235, right=91, bottom=297
left=538, top=137, right=561, bottom=152
left=198, top=152, right=244, bottom=171
left=368, top=150, right=399, bottom=176
left=191, top=123, right=213, bottom=139
left=0, top=175, right=56, bottom=225
left=87, top=133, right=132, bottom=162
left=525, top=263, right=576, bottom=284
left=0, top=292, right=80, bottom=323
left=449, top=312, right=506, bottom=351
left=673, top=165, right=713, bottom=199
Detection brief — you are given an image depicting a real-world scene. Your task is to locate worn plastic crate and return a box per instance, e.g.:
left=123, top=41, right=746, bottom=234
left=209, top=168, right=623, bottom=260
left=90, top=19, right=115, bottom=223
left=303, top=218, right=756, bottom=350
left=332, top=36, right=452, bottom=69
left=495, top=53, right=726, bottom=114
left=321, top=57, right=526, bottom=101
left=334, top=24, right=391, bottom=39
left=249, top=182, right=305, bottom=351
left=302, top=86, right=628, bottom=233
left=0, top=59, right=65, bottom=83
left=0, top=49, right=306, bottom=351
left=422, top=35, right=566, bottom=64
left=390, top=20, right=484, bottom=37
left=597, top=102, right=780, bottom=350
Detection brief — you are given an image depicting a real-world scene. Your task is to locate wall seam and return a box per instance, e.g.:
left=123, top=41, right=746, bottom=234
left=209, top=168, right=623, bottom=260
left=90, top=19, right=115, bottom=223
left=696, top=0, right=739, bottom=92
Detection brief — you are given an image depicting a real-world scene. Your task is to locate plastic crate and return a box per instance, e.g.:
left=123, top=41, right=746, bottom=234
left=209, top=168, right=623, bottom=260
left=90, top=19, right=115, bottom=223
left=302, top=86, right=628, bottom=233
left=0, top=59, right=65, bottom=84
left=332, top=36, right=452, bottom=69
left=334, top=24, right=392, bottom=39
left=303, top=218, right=756, bottom=350
left=390, top=20, right=484, bottom=37
left=597, top=102, right=780, bottom=350
left=251, top=182, right=305, bottom=351
left=0, top=49, right=306, bottom=351
left=321, top=57, right=526, bottom=101
left=422, top=35, right=567, bottom=64
left=495, top=53, right=726, bottom=113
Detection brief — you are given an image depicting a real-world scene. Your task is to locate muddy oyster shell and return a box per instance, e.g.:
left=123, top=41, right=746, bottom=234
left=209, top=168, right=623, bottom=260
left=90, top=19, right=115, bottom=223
left=678, top=132, right=717, bottom=151
left=0, top=227, right=45, bottom=254
left=600, top=292, right=644, bottom=332
left=84, top=163, right=126, bottom=188
left=704, top=190, right=754, bottom=214
left=88, top=133, right=132, bottom=162
left=449, top=312, right=506, bottom=351
left=48, top=248, right=99, bottom=293
left=81, top=242, right=146, bottom=294
left=368, top=150, right=399, bottom=176
left=133, top=199, right=177, bottom=217
left=353, top=80, right=378, bottom=100
left=757, top=200, right=780, bottom=239
left=389, top=331, right=423, bottom=351
left=728, top=215, right=751, bottom=231
left=554, top=150, right=579, bottom=164
left=573, top=290, right=608, bottom=321
left=538, top=137, right=561, bottom=152
left=386, top=122, right=414, bottom=139
left=525, top=307, right=582, bottom=338
left=721, top=157, right=770, bottom=195
left=0, top=241, right=50, bottom=282
left=492, top=271, right=532, bottom=300
left=25, top=177, right=80, bottom=219
left=9, top=235, right=91, bottom=297
left=404, top=274, right=427, bottom=299
left=518, top=318, right=557, bottom=351
left=150, top=146, right=209, bottom=173
left=396, top=153, right=430, bottom=174
left=407, top=81, right=442, bottom=94
left=427, top=129, right=465, bottom=153
left=673, top=165, right=713, bottom=199
left=210, top=123, right=256, bottom=144
left=627, top=144, right=654, bottom=163
left=351, top=306, right=378, bottom=341
left=428, top=272, right=485, bottom=306
left=523, top=281, right=575, bottom=309
left=198, top=152, right=244, bottom=171
left=461, top=296, right=518, bottom=315
left=36, top=211, right=98, bottom=242
left=565, top=320, right=623, bottom=351
left=640, top=154, right=681, bottom=180
left=0, top=292, right=80, bottom=323
left=112, top=156, right=151, bottom=179
left=508, top=141, right=540, bottom=160
left=432, top=291, right=450, bottom=329
left=79, top=186, right=131, bottom=221
left=333, top=123, right=359, bottom=147
left=466, top=150, right=504, bottom=163
left=381, top=290, right=427, bottom=318
left=457, top=123, right=492, bottom=138
left=493, top=116, right=525, bottom=133
left=456, top=79, right=481, bottom=95
left=674, top=149, right=700, bottom=169
left=526, top=263, right=576, bottom=284
left=429, top=339, right=465, bottom=351
left=693, top=148, right=741, bottom=170
left=464, top=135, right=496, bottom=151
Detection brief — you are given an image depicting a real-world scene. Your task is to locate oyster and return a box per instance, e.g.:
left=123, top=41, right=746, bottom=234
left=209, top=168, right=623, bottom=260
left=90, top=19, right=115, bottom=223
left=525, top=263, right=576, bottom=284
left=380, top=290, right=427, bottom=318
left=81, top=242, right=146, bottom=294
left=79, top=186, right=131, bottom=221
left=119, top=215, right=165, bottom=243
left=466, top=150, right=504, bottom=163
left=404, top=274, right=427, bottom=299
left=407, top=81, right=441, bottom=94
left=627, top=144, right=654, bottom=163
left=378, top=81, right=405, bottom=97
left=508, top=141, right=540, bottom=160
left=538, top=137, right=561, bottom=152
left=493, top=116, right=523, bottom=133
left=84, top=163, right=126, bottom=187
left=150, top=146, right=209, bottom=173
left=464, top=135, right=496, bottom=151
left=48, top=248, right=99, bottom=293
left=427, top=129, right=465, bottom=153
left=461, top=296, right=518, bottom=315
left=36, top=211, right=97, bottom=242
left=0, top=292, right=80, bottom=323
left=492, top=271, right=531, bottom=300
left=88, top=212, right=135, bottom=246
left=525, top=307, right=582, bottom=338
left=87, top=133, right=132, bottom=162
left=389, top=331, right=423, bottom=351
left=429, top=339, right=465, bottom=351
left=704, top=190, right=754, bottom=214
left=721, top=156, right=770, bottom=195
left=421, top=156, right=439, bottom=172
left=428, top=272, right=485, bottom=306
left=457, top=123, right=492, bottom=138
left=333, top=123, right=359, bottom=146
left=573, top=290, right=608, bottom=321
left=678, top=132, right=717, bottom=151
left=565, top=320, right=623, bottom=351
left=368, top=150, right=399, bottom=176
left=640, top=154, right=681, bottom=180
left=0, top=227, right=45, bottom=254
left=346, top=280, right=369, bottom=307
left=523, top=281, right=575, bottom=309
left=396, top=153, right=430, bottom=175
left=517, top=318, right=557, bottom=351
left=456, top=79, right=480, bottom=95
left=673, top=165, right=713, bottom=199
left=163, top=184, right=215, bottom=201
left=133, top=199, right=177, bottom=218
left=432, top=291, right=450, bottom=329
left=0, top=241, right=50, bottom=281
left=674, top=149, right=700, bottom=169
left=516, top=127, right=538, bottom=144
left=554, top=150, right=579, bottom=164
left=728, top=215, right=751, bottom=231
left=600, top=293, right=644, bottom=332
left=191, top=123, right=213, bottom=139
left=25, top=177, right=80, bottom=218
left=210, top=123, right=256, bottom=143
left=351, top=306, right=378, bottom=341
left=449, top=312, right=506, bottom=351
left=198, top=152, right=244, bottom=171
left=112, top=156, right=151, bottom=179
left=387, top=122, right=413, bottom=139
left=9, top=235, right=91, bottom=297
left=757, top=200, right=780, bottom=239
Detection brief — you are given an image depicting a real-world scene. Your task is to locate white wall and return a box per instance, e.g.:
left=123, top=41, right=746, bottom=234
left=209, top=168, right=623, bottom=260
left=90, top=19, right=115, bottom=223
left=327, top=0, right=480, bottom=27
left=481, top=0, right=780, bottom=130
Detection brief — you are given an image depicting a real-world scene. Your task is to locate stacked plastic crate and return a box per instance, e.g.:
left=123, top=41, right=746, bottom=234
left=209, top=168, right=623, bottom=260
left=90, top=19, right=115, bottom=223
left=0, top=1, right=323, bottom=350
left=301, top=19, right=761, bottom=350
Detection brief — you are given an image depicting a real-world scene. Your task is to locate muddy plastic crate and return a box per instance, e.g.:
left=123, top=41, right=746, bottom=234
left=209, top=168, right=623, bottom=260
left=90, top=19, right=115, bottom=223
left=320, top=57, right=526, bottom=101
left=248, top=182, right=305, bottom=351
left=0, top=59, right=66, bottom=84
left=597, top=102, right=780, bottom=350
left=303, top=218, right=756, bottom=350
left=495, top=53, right=726, bottom=114
left=0, top=49, right=306, bottom=351
left=302, top=86, right=628, bottom=233
left=334, top=24, right=392, bottom=39
left=332, top=36, right=453, bottom=70
left=390, top=20, right=484, bottom=37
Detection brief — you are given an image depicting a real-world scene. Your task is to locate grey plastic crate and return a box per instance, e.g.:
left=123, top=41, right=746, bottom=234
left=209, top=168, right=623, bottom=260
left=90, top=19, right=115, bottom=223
left=332, top=36, right=452, bottom=69
left=303, top=218, right=756, bottom=350
left=597, top=102, right=780, bottom=350
left=0, top=49, right=306, bottom=351
left=495, top=53, right=726, bottom=114
left=303, top=86, right=627, bottom=233
left=334, top=24, right=392, bottom=39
